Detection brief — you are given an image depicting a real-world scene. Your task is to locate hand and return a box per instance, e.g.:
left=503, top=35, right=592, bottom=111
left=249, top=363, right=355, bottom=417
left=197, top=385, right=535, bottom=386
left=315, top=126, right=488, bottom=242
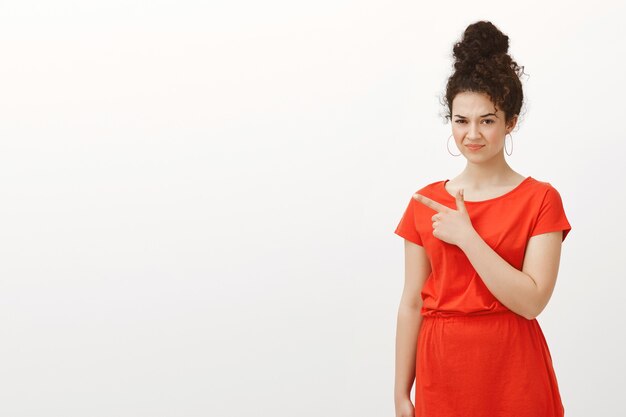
left=412, top=188, right=477, bottom=247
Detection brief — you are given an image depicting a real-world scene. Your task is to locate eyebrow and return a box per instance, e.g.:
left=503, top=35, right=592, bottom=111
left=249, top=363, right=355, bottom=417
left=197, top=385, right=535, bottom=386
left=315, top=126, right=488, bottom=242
left=454, top=113, right=498, bottom=118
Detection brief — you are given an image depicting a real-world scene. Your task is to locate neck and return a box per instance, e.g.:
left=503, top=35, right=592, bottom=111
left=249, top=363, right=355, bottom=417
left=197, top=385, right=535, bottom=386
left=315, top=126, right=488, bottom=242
left=460, top=157, right=516, bottom=185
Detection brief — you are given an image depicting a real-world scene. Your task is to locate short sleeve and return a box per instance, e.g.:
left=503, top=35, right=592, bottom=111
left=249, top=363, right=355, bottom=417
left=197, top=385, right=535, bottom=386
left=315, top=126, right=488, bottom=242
left=394, top=195, right=423, bottom=246
left=529, top=185, right=572, bottom=242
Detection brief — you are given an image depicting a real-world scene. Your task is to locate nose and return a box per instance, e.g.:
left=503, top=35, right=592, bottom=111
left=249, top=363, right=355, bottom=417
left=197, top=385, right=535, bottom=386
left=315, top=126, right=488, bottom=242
left=467, top=122, right=481, bottom=140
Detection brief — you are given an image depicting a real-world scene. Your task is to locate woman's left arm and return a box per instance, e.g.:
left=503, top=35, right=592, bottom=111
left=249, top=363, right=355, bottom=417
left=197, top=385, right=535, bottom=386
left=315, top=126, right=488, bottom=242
left=459, top=229, right=563, bottom=320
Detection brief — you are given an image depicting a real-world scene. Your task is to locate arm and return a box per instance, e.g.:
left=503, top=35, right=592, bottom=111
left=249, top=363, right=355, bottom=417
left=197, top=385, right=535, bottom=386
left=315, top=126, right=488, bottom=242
left=395, top=240, right=431, bottom=411
left=459, top=230, right=564, bottom=320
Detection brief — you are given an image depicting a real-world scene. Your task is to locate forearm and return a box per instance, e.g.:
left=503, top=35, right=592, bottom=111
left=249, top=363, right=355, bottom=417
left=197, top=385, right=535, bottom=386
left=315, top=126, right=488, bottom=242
left=394, top=303, right=423, bottom=402
left=459, top=230, right=539, bottom=319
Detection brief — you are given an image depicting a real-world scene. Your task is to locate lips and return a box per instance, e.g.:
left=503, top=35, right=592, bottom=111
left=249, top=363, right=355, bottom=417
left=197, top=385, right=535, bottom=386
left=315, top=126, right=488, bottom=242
left=466, top=145, right=484, bottom=150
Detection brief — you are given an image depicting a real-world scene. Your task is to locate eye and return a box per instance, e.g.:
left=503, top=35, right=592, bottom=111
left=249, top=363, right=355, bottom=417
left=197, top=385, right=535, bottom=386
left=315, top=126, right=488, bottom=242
left=454, top=119, right=494, bottom=124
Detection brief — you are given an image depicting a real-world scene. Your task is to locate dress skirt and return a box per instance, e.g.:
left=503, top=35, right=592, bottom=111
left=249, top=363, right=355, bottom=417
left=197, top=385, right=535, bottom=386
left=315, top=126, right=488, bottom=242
left=415, top=310, right=565, bottom=417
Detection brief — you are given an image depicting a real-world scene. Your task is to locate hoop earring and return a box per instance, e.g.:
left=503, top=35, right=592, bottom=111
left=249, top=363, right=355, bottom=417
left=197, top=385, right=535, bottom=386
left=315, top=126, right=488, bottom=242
left=504, top=133, right=513, bottom=156
left=446, top=134, right=461, bottom=157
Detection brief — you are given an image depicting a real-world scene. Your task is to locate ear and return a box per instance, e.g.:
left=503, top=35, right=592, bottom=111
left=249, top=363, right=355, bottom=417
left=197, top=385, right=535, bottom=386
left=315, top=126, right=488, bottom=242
left=506, top=115, right=519, bottom=133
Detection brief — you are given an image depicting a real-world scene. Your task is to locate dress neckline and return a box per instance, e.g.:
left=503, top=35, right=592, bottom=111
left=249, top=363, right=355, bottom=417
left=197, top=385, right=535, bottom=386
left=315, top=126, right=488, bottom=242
left=440, top=176, right=533, bottom=203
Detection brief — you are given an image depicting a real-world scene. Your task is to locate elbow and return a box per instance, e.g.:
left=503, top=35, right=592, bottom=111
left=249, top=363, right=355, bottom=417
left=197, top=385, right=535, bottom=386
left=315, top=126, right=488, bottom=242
left=523, top=310, right=537, bottom=320
left=523, top=301, right=545, bottom=320
left=522, top=275, right=549, bottom=320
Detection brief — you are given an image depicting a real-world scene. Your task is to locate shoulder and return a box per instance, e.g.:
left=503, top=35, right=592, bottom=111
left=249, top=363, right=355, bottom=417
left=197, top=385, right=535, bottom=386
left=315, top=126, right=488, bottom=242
left=411, top=179, right=446, bottom=197
left=524, top=177, right=570, bottom=214
left=526, top=177, right=565, bottom=198
left=525, top=177, right=572, bottom=241
left=403, top=179, right=448, bottom=213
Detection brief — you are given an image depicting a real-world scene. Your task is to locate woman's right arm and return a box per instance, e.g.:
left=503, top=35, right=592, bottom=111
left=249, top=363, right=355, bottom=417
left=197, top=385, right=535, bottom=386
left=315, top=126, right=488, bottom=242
left=394, top=239, right=431, bottom=417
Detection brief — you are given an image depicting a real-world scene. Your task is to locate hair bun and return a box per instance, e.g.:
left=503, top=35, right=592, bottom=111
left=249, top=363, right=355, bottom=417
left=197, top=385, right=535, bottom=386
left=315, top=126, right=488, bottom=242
left=442, top=20, right=525, bottom=126
left=453, top=21, right=509, bottom=68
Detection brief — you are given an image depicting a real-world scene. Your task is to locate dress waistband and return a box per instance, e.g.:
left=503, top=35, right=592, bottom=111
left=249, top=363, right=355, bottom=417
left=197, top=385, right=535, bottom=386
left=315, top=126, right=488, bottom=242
left=422, top=309, right=520, bottom=319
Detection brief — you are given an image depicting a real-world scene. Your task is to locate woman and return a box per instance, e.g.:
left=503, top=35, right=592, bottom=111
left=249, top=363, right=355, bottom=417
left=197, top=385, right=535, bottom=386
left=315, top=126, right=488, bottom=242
left=393, top=21, right=572, bottom=417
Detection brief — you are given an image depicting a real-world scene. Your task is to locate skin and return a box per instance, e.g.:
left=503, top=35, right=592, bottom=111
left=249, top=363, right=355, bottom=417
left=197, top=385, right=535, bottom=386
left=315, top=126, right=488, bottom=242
left=394, top=91, right=565, bottom=416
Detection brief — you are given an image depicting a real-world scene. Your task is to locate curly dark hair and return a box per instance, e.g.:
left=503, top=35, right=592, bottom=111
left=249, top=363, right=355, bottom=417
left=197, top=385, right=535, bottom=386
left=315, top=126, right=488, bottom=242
left=442, top=21, right=527, bottom=127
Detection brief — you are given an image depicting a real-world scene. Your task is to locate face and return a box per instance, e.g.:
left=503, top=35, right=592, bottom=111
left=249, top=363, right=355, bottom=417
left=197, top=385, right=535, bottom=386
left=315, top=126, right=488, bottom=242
left=451, top=91, right=517, bottom=160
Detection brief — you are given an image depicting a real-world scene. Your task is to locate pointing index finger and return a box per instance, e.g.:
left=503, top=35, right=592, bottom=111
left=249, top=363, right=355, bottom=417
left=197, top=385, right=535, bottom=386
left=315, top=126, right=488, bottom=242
left=413, top=193, right=448, bottom=213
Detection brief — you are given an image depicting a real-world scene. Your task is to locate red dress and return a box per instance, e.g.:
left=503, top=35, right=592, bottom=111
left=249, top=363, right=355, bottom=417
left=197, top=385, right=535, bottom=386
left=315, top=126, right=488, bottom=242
left=394, top=176, right=572, bottom=417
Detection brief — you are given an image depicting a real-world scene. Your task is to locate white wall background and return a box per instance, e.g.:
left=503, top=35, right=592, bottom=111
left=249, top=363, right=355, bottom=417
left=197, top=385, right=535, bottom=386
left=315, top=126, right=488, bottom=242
left=0, top=1, right=623, bottom=416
